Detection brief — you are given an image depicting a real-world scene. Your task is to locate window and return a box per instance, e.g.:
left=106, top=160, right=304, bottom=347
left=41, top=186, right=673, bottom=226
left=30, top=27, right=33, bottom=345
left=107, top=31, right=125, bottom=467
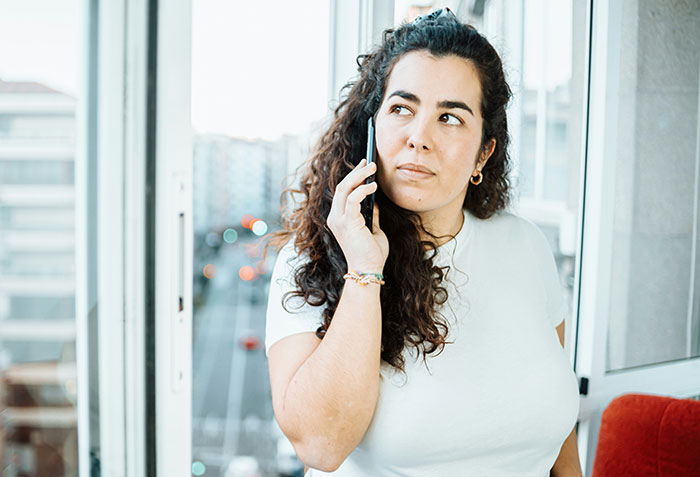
left=0, top=1, right=82, bottom=474
left=190, top=2, right=331, bottom=475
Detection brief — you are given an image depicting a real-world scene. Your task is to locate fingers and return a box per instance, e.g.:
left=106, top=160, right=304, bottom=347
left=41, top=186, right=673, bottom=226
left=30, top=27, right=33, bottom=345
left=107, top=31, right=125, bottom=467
left=372, top=202, right=380, bottom=233
left=330, top=159, right=377, bottom=216
left=345, top=181, right=378, bottom=217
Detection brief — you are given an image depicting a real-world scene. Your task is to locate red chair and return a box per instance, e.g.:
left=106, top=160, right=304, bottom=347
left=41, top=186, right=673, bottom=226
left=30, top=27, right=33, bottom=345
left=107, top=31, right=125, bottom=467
left=592, top=393, right=700, bottom=477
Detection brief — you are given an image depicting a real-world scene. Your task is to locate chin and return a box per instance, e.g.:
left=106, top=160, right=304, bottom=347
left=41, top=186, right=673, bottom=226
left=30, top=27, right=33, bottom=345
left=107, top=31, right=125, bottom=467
left=381, top=187, right=436, bottom=213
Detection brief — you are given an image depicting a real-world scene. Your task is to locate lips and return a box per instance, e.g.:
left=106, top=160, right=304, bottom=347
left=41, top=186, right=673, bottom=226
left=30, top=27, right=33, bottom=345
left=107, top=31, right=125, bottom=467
left=397, top=163, right=435, bottom=175
left=396, top=164, right=435, bottom=181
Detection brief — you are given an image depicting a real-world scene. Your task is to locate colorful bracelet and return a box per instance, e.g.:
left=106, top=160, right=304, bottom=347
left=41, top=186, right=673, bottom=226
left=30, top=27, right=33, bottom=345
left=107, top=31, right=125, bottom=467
left=343, top=270, right=385, bottom=286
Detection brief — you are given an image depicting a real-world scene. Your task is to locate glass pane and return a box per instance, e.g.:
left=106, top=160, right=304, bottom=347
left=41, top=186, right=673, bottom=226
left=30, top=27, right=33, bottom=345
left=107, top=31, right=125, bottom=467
left=0, top=1, right=82, bottom=475
left=606, top=0, right=700, bottom=371
left=475, top=0, right=587, bottom=348
left=520, top=0, right=578, bottom=202
left=191, top=1, right=330, bottom=476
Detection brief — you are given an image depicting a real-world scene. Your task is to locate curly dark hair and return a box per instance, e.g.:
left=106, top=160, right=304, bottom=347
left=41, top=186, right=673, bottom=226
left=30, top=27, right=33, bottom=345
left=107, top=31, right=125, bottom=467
left=263, top=12, right=514, bottom=376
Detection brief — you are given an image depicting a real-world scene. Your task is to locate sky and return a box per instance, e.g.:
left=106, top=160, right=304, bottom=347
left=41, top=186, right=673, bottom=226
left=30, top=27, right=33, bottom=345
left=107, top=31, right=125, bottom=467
left=191, top=0, right=330, bottom=140
left=0, top=0, right=330, bottom=141
left=0, top=0, right=81, bottom=97
left=0, top=0, right=571, bottom=140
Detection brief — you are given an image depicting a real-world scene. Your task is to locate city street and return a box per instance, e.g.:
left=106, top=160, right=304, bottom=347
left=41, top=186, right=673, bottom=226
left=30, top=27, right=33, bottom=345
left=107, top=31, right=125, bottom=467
left=192, top=238, right=280, bottom=475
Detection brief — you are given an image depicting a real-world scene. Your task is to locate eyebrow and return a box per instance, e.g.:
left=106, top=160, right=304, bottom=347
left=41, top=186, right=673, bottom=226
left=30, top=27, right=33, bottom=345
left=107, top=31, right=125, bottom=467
left=387, top=89, right=475, bottom=117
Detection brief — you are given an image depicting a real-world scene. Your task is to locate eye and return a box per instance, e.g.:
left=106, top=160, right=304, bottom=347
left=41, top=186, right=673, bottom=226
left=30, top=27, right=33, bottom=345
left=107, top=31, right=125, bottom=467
left=389, top=105, right=411, bottom=116
left=440, top=113, right=462, bottom=125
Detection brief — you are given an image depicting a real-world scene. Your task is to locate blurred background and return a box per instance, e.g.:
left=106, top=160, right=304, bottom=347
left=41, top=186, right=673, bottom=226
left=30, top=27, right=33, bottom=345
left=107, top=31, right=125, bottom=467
left=1, top=0, right=699, bottom=476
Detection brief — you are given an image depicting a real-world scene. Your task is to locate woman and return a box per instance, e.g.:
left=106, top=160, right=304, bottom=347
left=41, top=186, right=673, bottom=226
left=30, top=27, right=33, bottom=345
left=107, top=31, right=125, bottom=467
left=263, top=8, right=582, bottom=476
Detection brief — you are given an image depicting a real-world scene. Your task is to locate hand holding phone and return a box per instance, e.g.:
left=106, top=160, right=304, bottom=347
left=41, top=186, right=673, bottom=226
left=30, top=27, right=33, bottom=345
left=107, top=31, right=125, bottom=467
left=361, top=117, right=377, bottom=230
left=325, top=116, right=388, bottom=272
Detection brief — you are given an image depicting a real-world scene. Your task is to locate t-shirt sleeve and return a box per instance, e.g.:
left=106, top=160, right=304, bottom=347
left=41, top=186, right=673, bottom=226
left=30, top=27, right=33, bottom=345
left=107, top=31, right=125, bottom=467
left=524, top=220, right=569, bottom=328
left=264, top=240, right=324, bottom=358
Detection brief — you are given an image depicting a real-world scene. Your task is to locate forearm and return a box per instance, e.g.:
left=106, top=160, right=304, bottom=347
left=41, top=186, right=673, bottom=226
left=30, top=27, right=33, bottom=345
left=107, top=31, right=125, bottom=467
left=285, top=279, right=382, bottom=471
left=550, top=424, right=583, bottom=477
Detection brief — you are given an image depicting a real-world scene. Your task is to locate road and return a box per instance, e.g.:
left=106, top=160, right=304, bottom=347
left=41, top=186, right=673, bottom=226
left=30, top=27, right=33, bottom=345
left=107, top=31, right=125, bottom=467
left=192, top=238, right=281, bottom=476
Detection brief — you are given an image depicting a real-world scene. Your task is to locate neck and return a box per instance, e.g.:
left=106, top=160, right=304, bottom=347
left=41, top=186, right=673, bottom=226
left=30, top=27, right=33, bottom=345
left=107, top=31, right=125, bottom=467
left=418, top=206, right=465, bottom=247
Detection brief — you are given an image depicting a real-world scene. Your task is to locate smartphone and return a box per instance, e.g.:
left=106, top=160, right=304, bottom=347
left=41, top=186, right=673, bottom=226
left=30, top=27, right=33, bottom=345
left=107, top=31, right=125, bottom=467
left=361, top=116, right=377, bottom=230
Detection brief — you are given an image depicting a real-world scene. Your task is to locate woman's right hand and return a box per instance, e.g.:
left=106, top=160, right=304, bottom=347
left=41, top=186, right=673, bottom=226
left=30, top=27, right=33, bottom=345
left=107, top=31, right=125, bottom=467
left=326, top=158, right=389, bottom=273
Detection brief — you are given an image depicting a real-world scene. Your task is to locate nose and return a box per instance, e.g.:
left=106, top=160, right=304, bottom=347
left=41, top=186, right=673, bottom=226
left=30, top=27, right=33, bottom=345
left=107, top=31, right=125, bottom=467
left=406, top=117, right=433, bottom=151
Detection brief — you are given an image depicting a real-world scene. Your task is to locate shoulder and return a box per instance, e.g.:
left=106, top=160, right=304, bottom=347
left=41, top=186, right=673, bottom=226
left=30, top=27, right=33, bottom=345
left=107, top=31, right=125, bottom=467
left=275, top=236, right=299, bottom=262
left=471, top=210, right=556, bottom=266
left=500, top=212, right=557, bottom=269
left=270, top=235, right=311, bottom=284
left=473, top=209, right=545, bottom=245
left=273, top=234, right=310, bottom=264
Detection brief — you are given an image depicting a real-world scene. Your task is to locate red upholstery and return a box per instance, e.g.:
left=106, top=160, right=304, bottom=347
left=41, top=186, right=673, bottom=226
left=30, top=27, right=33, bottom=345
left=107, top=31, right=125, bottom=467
left=592, top=393, right=700, bottom=477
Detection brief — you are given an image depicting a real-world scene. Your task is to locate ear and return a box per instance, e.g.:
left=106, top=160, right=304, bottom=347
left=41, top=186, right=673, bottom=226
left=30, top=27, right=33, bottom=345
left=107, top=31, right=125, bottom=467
left=479, top=138, right=496, bottom=169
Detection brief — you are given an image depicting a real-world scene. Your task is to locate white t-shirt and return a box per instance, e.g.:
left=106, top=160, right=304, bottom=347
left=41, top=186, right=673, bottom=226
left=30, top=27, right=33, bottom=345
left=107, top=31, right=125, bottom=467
left=265, top=208, right=580, bottom=476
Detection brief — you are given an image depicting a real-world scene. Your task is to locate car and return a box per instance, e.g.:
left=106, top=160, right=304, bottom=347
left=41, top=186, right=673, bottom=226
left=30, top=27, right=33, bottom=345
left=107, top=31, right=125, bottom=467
left=224, top=455, right=260, bottom=477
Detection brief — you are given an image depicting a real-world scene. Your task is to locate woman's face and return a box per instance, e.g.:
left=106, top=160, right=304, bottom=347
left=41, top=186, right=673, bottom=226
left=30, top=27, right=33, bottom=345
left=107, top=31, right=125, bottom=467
left=374, top=50, right=494, bottom=217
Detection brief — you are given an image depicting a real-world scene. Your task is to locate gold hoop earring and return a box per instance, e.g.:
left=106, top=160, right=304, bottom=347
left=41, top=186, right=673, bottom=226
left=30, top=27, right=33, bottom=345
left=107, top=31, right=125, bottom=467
left=470, top=170, right=483, bottom=185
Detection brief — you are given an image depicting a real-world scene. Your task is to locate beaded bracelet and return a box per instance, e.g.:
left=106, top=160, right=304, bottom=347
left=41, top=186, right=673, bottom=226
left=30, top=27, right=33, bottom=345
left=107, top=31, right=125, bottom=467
left=343, top=270, right=385, bottom=286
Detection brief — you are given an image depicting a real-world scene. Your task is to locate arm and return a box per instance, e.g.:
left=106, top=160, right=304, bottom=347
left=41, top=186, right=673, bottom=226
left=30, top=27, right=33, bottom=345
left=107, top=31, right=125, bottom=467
left=279, top=159, right=386, bottom=472
left=551, top=425, right=583, bottom=477
left=550, top=320, right=583, bottom=477
left=279, top=278, right=382, bottom=472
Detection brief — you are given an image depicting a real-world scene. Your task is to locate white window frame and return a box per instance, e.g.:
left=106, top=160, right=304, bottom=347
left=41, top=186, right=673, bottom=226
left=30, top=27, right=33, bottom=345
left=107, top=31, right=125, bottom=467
left=75, top=0, right=99, bottom=474
left=153, top=0, right=194, bottom=475
left=76, top=0, right=151, bottom=475
left=328, top=0, right=394, bottom=108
